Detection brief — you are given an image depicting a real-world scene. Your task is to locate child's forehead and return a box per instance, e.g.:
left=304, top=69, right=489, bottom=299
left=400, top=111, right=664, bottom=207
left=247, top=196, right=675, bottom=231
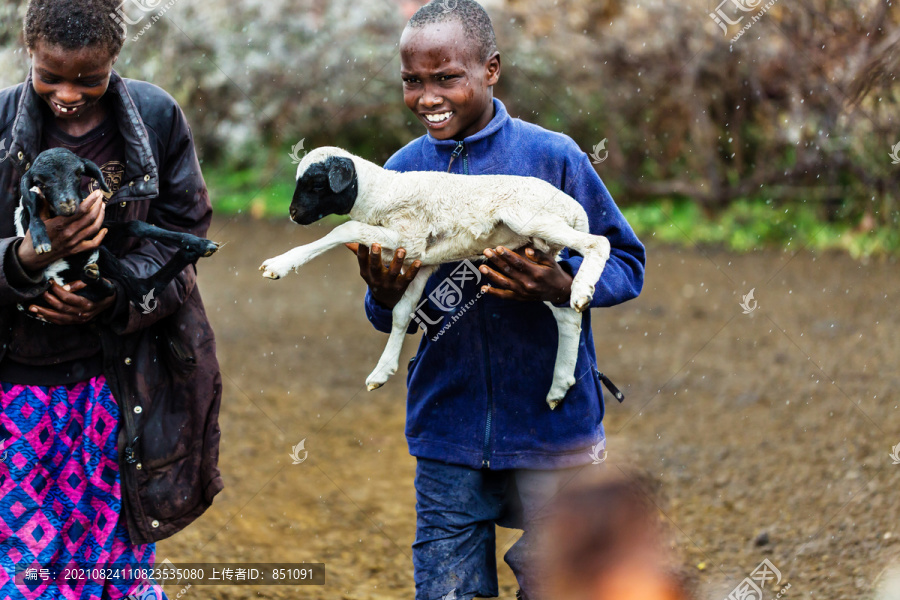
left=31, top=39, right=115, bottom=71
left=400, top=21, right=477, bottom=67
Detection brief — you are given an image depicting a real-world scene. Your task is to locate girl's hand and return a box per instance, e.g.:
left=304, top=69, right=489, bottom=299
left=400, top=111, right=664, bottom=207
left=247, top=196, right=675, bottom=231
left=17, top=190, right=107, bottom=274
left=479, top=245, right=573, bottom=304
left=28, top=280, right=116, bottom=325
left=345, top=242, right=422, bottom=309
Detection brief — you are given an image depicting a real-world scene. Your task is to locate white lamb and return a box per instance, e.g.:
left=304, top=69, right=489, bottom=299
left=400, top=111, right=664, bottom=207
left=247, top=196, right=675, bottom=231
left=259, top=146, right=610, bottom=408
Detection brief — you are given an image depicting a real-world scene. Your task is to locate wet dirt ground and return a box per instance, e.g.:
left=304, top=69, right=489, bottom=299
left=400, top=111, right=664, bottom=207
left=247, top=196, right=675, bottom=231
left=157, top=216, right=899, bottom=600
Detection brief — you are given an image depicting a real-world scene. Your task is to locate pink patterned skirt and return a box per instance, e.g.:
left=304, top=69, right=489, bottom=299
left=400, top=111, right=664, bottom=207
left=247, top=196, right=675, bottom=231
left=0, top=375, right=166, bottom=599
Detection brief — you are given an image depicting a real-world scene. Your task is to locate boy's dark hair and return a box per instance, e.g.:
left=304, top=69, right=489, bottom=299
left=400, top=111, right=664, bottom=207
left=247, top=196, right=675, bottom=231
left=408, top=0, right=498, bottom=62
left=24, top=0, right=124, bottom=57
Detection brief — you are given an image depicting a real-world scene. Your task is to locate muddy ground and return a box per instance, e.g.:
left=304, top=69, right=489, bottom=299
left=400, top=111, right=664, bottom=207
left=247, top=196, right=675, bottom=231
left=156, top=216, right=899, bottom=600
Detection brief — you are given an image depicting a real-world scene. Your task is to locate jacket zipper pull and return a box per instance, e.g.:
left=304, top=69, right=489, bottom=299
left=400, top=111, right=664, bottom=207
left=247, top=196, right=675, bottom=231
left=124, top=436, right=140, bottom=464
left=597, top=372, right=625, bottom=403
left=447, top=141, right=464, bottom=172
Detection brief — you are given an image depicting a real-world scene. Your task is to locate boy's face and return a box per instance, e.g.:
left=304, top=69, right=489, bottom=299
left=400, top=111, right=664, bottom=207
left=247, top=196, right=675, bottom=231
left=29, top=39, right=117, bottom=124
left=400, top=21, right=500, bottom=141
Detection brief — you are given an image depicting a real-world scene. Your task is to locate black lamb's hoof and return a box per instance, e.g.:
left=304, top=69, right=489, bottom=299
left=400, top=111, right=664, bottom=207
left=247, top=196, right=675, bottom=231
left=183, top=237, right=220, bottom=261
left=202, top=240, right=221, bottom=257
left=83, top=263, right=100, bottom=280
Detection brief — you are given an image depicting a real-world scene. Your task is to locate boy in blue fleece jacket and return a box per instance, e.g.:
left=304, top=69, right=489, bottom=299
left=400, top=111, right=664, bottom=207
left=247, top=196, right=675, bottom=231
left=349, top=2, right=645, bottom=598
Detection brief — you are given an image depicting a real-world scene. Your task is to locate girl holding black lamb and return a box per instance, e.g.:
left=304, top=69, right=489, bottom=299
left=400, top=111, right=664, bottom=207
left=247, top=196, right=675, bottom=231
left=0, top=1, right=223, bottom=597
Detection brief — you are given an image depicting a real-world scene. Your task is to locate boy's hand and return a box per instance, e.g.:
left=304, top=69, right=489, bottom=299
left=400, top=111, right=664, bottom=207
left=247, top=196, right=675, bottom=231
left=345, top=242, right=422, bottom=309
left=28, top=280, right=117, bottom=325
left=479, top=245, right=573, bottom=305
left=17, top=190, right=108, bottom=274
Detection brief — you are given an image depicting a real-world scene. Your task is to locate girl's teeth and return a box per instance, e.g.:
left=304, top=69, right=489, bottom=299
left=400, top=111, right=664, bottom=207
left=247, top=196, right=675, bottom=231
left=426, top=112, right=451, bottom=123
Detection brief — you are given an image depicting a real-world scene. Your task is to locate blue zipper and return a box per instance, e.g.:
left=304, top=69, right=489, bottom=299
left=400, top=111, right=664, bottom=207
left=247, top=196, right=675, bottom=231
left=462, top=149, right=493, bottom=469
left=447, top=141, right=464, bottom=172
left=479, top=301, right=494, bottom=468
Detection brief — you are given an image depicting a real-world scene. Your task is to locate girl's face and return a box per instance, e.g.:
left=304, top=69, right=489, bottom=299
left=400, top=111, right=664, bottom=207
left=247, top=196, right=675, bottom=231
left=29, top=39, right=117, bottom=126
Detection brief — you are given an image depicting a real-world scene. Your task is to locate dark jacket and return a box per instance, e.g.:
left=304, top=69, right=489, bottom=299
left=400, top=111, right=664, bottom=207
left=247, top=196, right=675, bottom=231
left=0, top=71, right=223, bottom=544
left=366, top=99, right=645, bottom=470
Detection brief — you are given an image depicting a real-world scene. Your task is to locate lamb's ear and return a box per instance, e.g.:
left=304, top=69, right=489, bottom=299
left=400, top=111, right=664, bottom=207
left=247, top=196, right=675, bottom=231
left=327, top=157, right=355, bottom=194
left=81, top=158, right=111, bottom=194
left=19, top=171, right=38, bottom=209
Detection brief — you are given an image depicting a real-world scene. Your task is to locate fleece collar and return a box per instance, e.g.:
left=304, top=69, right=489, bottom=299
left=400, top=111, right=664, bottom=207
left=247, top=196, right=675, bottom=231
left=9, top=70, right=159, bottom=201
left=425, top=98, right=510, bottom=150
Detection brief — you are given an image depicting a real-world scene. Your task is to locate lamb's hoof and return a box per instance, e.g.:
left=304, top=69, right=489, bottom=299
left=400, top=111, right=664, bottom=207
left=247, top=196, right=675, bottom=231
left=35, top=243, right=51, bottom=255
left=202, top=240, right=220, bottom=257
left=547, top=377, right=575, bottom=409
left=570, top=283, right=595, bottom=312
left=260, top=268, right=282, bottom=280
left=83, top=263, right=100, bottom=280
left=366, top=382, right=383, bottom=392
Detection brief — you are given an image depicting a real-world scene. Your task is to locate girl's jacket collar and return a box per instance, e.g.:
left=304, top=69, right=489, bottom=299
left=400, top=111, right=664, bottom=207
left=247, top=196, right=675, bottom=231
left=8, top=69, right=159, bottom=202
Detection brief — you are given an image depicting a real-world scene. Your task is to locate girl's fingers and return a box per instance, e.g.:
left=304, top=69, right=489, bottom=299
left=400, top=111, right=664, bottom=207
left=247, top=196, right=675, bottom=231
left=345, top=242, right=360, bottom=254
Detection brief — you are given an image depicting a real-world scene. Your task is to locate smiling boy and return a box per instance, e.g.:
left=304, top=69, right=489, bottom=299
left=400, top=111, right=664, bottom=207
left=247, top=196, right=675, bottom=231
left=352, top=1, right=645, bottom=599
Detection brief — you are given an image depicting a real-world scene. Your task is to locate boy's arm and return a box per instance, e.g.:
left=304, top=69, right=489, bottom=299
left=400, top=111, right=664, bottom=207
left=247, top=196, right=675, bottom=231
left=556, top=154, right=645, bottom=308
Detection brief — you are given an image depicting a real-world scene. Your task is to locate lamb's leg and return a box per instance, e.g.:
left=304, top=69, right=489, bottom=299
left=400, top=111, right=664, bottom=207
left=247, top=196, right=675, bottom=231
left=103, top=221, right=220, bottom=259
left=366, top=265, right=436, bottom=391
left=499, top=211, right=610, bottom=312
left=260, top=221, right=402, bottom=280
left=544, top=302, right=583, bottom=409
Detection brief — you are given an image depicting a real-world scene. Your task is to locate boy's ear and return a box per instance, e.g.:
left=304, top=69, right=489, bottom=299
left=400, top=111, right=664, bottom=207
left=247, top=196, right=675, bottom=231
left=485, top=52, right=501, bottom=86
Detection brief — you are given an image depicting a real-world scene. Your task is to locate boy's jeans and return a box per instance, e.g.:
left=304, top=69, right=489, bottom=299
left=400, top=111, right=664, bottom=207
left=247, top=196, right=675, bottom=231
left=413, top=457, right=583, bottom=600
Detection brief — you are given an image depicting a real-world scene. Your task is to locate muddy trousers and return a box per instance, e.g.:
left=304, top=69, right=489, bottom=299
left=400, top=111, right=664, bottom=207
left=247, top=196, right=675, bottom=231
left=412, top=457, right=582, bottom=600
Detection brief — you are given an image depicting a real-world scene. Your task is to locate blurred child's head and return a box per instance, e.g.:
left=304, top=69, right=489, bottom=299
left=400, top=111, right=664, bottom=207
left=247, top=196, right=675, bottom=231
left=536, top=473, right=691, bottom=600
left=24, top=0, right=123, bottom=123
left=400, top=0, right=500, bottom=141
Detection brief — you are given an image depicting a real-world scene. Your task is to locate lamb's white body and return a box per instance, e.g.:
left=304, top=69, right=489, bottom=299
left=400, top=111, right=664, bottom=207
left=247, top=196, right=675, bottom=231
left=260, top=147, right=611, bottom=408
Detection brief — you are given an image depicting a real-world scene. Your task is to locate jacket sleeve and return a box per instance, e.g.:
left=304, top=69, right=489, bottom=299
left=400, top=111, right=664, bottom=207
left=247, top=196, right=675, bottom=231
left=103, top=105, right=212, bottom=335
left=556, top=154, right=645, bottom=308
left=0, top=237, right=51, bottom=305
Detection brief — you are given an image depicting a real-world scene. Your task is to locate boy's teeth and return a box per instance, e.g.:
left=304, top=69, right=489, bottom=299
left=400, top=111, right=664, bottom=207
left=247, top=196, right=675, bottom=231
left=425, top=112, right=451, bottom=123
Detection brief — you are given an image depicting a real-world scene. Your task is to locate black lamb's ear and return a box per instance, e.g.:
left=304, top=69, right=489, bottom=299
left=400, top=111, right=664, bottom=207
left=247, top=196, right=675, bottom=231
left=81, top=158, right=111, bottom=193
left=19, top=170, right=37, bottom=206
left=327, top=157, right=355, bottom=193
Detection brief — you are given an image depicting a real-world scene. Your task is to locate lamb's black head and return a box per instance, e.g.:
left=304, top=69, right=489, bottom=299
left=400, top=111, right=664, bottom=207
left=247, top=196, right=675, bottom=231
left=20, top=148, right=110, bottom=217
left=290, top=155, right=358, bottom=225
